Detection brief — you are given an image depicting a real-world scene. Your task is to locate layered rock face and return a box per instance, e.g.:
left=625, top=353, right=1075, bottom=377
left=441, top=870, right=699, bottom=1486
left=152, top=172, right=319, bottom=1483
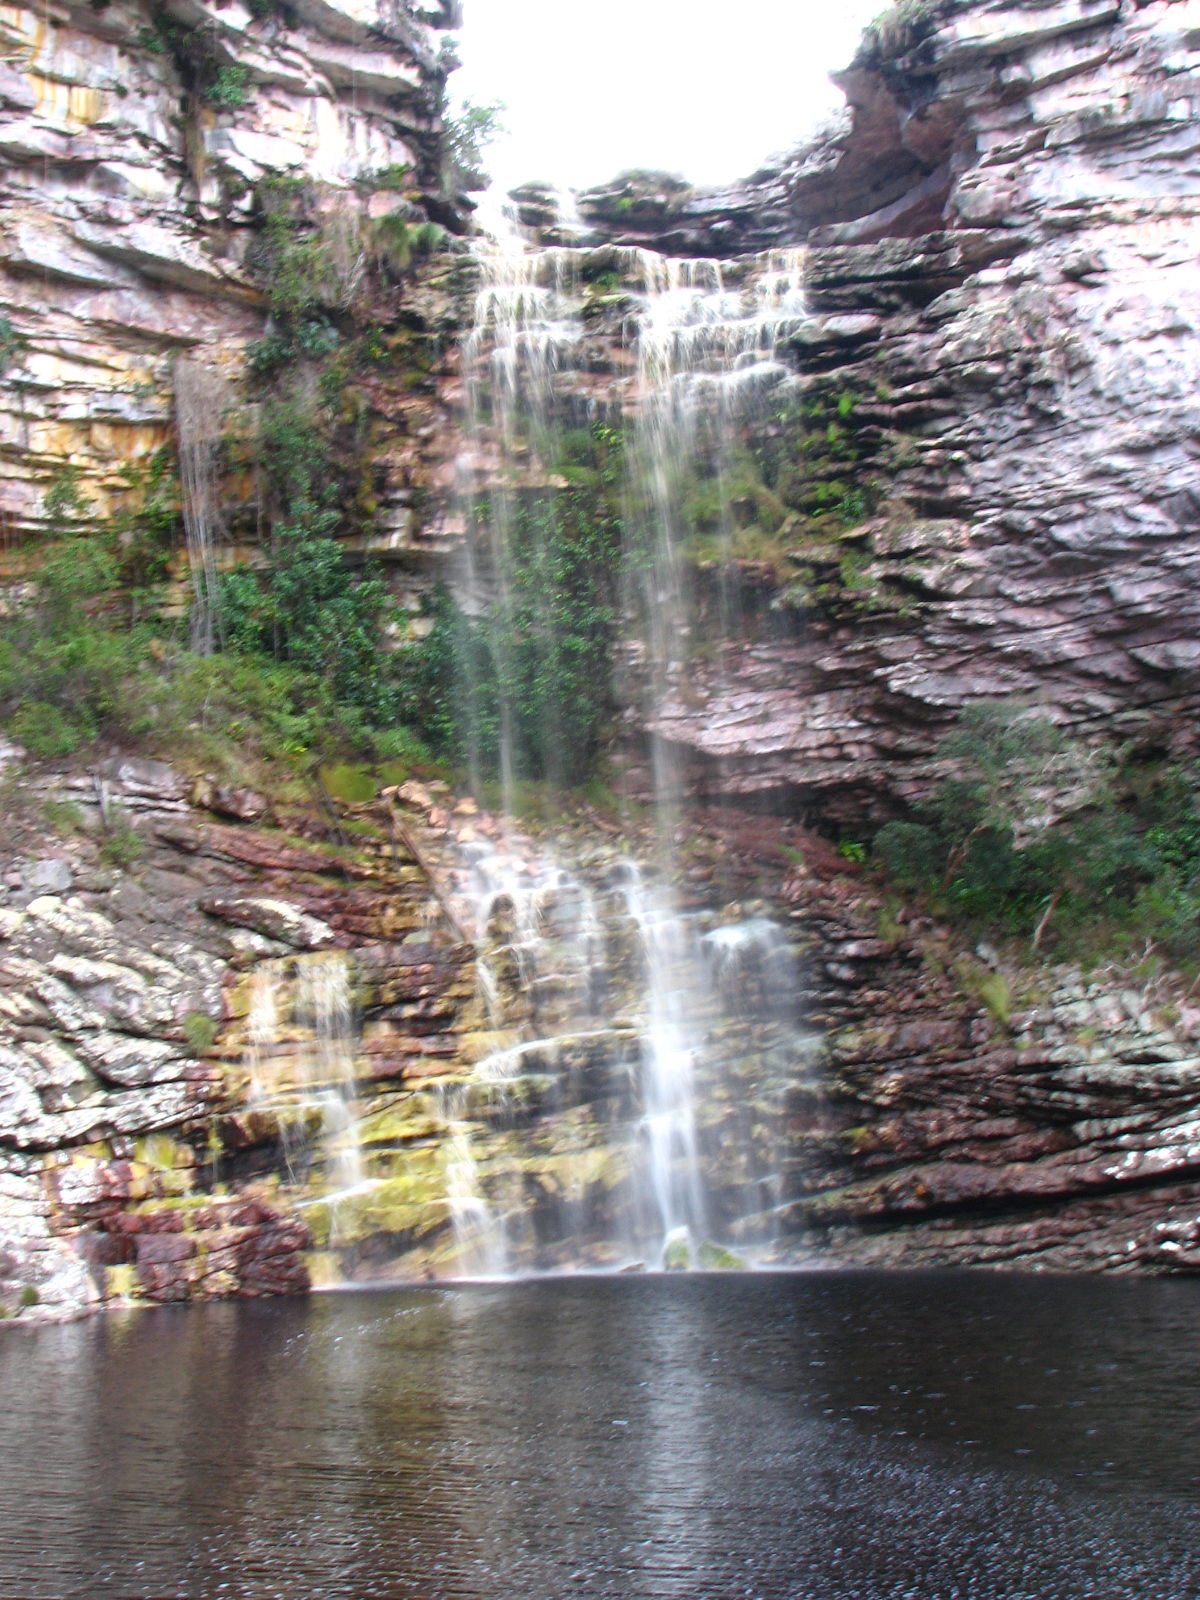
left=0, top=0, right=459, bottom=545
left=575, top=0, right=1200, bottom=818
left=5, top=0, right=1200, bottom=1314
left=0, top=757, right=485, bottom=1317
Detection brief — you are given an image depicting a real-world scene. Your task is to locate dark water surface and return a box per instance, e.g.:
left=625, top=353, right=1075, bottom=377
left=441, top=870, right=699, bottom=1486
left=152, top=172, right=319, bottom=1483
left=2, top=1270, right=1199, bottom=1599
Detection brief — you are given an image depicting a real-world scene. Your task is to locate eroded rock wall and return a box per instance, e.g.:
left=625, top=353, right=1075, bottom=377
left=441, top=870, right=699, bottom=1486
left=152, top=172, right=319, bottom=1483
left=578, top=0, right=1200, bottom=819
left=0, top=756, right=482, bottom=1319
left=0, top=0, right=459, bottom=545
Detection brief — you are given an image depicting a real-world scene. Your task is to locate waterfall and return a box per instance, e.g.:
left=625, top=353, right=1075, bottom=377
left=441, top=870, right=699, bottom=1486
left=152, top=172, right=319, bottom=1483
left=241, top=952, right=367, bottom=1233
left=174, top=357, right=229, bottom=656
left=223, top=240, right=817, bottom=1282
left=615, top=247, right=809, bottom=1262
left=455, top=241, right=586, bottom=807
left=438, top=237, right=814, bottom=1270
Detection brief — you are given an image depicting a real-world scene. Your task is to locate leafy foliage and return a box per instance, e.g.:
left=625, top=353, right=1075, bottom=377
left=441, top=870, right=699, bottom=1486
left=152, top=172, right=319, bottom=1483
left=401, top=424, right=625, bottom=787
left=218, top=399, right=396, bottom=723
left=0, top=315, right=26, bottom=374
left=874, top=702, right=1200, bottom=962
left=443, top=99, right=505, bottom=190
left=205, top=63, right=251, bottom=110
left=145, top=9, right=256, bottom=110
left=0, top=459, right=182, bottom=756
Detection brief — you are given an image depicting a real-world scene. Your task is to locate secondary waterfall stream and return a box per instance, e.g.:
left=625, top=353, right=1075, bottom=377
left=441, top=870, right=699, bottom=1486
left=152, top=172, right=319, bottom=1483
left=233, top=234, right=820, bottom=1279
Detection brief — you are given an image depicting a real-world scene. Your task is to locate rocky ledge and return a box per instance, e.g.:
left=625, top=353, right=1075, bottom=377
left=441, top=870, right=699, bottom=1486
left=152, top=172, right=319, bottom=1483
left=5, top=763, right=1200, bottom=1322
left=0, top=0, right=462, bottom=546
left=0, top=753, right=476, bottom=1320
left=568, top=0, right=1200, bottom=819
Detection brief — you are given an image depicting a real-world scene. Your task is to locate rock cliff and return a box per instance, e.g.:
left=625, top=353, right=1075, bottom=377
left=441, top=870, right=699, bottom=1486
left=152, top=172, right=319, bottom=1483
left=0, top=0, right=461, bottom=547
left=577, top=0, right=1200, bottom=818
left=5, top=0, right=1200, bottom=1317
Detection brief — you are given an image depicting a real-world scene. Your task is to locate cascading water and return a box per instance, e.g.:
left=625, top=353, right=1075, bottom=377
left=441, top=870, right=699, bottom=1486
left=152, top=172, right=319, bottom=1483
left=620, top=246, right=809, bottom=1265
left=174, top=356, right=228, bottom=656
left=439, top=231, right=815, bottom=1271
left=239, top=952, right=366, bottom=1252
left=224, top=237, right=817, bottom=1282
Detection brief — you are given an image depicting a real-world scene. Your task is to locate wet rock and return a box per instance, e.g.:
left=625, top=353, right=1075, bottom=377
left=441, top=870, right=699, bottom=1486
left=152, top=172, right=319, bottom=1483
left=199, top=896, right=339, bottom=951
left=191, top=778, right=273, bottom=825
left=0, top=0, right=461, bottom=545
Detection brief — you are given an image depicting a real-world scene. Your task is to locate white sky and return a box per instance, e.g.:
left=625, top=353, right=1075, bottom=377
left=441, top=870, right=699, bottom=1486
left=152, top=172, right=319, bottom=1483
left=451, top=0, right=886, bottom=196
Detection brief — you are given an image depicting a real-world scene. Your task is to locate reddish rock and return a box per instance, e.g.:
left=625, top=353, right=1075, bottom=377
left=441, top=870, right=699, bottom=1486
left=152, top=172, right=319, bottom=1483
left=135, top=1233, right=195, bottom=1266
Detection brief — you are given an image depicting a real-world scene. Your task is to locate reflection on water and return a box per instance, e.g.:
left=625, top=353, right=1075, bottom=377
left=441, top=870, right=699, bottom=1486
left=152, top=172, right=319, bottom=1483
left=2, top=1272, right=1200, bottom=1599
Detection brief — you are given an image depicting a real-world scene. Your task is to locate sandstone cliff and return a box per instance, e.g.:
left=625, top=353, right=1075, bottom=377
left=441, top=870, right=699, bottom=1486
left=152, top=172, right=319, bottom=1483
left=0, top=0, right=461, bottom=545
left=577, top=0, right=1200, bottom=818
left=5, top=0, right=1200, bottom=1318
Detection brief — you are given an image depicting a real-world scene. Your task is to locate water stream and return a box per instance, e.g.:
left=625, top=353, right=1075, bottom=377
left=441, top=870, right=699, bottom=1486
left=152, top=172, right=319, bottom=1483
left=437, top=236, right=814, bottom=1271
left=242, top=952, right=366, bottom=1226
left=236, top=237, right=819, bottom=1279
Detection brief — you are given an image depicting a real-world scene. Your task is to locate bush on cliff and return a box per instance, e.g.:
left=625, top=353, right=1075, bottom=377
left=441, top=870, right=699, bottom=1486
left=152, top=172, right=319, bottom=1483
left=874, top=702, right=1200, bottom=962
left=398, top=423, right=625, bottom=788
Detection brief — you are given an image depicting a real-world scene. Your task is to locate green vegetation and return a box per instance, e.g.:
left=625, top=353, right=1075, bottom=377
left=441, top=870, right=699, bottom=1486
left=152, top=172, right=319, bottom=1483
left=99, top=809, right=144, bottom=869
left=443, top=99, right=505, bottom=190
left=399, top=423, right=626, bottom=787
left=248, top=175, right=354, bottom=321
left=144, top=7, right=259, bottom=110
left=873, top=702, right=1200, bottom=963
left=183, top=1012, right=219, bottom=1054
left=0, top=465, right=165, bottom=758
left=864, top=0, right=940, bottom=54
left=752, top=386, right=879, bottom=527
left=0, top=314, right=25, bottom=374
left=43, top=799, right=87, bottom=835
left=212, top=176, right=454, bottom=763
left=649, top=382, right=888, bottom=611
left=218, top=391, right=400, bottom=727
left=205, top=62, right=251, bottom=110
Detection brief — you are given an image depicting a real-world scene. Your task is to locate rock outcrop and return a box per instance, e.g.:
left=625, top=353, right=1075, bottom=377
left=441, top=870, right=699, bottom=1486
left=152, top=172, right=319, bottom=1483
left=5, top=0, right=1200, bottom=1312
left=0, top=756, right=477, bottom=1318
left=570, top=0, right=1200, bottom=818
left=0, top=0, right=461, bottom=546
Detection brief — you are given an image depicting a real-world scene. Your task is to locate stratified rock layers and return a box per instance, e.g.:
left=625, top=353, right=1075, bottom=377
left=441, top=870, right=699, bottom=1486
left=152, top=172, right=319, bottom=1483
left=4, top=0, right=1200, bottom=1309
left=583, top=0, right=1200, bottom=817
left=0, top=0, right=457, bottom=543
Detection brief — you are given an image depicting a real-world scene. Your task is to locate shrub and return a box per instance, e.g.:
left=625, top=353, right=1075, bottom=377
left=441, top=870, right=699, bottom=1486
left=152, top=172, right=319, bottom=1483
left=99, top=809, right=143, bottom=868
left=205, top=63, right=251, bottom=110
left=872, top=703, right=1200, bottom=962
left=9, top=701, right=83, bottom=758
left=406, top=423, right=626, bottom=787
left=0, top=314, right=26, bottom=374
left=443, top=99, right=505, bottom=190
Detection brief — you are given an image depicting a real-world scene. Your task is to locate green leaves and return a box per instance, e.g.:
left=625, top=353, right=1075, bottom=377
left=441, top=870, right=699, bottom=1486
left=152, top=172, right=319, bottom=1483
left=873, top=701, right=1200, bottom=961
left=403, top=425, right=626, bottom=787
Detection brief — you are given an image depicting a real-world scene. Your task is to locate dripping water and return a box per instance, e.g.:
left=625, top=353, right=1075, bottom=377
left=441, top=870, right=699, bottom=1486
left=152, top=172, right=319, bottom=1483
left=174, top=356, right=228, bottom=656
left=243, top=953, right=368, bottom=1231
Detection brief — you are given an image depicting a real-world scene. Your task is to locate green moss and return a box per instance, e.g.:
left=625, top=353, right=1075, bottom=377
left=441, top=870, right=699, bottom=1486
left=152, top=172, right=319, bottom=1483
left=319, top=763, right=377, bottom=805
left=42, top=798, right=86, bottom=835
left=0, top=314, right=26, bottom=375
left=105, top=1264, right=138, bottom=1301
left=183, top=1012, right=219, bottom=1055
left=697, top=1241, right=746, bottom=1270
left=663, top=1234, right=691, bottom=1270
left=308, top=1171, right=449, bottom=1248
